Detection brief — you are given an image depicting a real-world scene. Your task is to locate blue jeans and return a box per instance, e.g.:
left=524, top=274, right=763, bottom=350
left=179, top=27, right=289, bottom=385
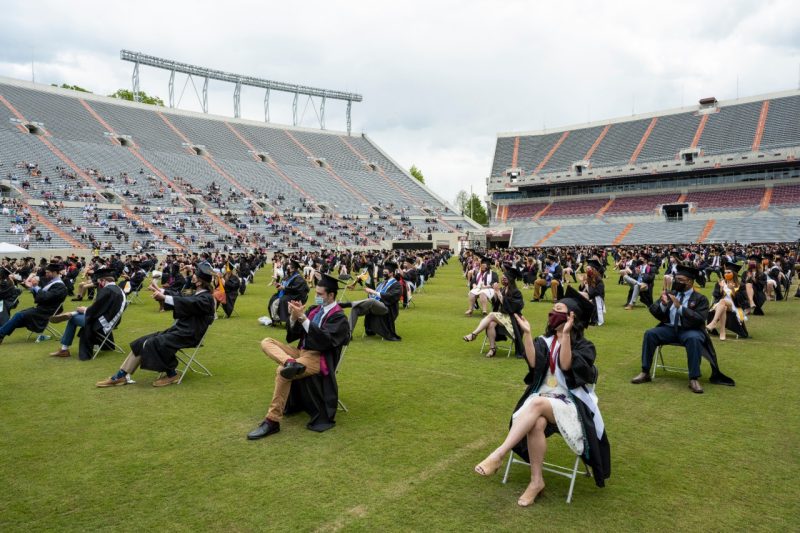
left=0, top=311, right=26, bottom=338
left=61, top=313, right=86, bottom=347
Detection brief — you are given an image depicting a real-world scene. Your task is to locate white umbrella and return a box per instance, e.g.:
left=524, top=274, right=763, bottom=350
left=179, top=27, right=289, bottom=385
left=0, top=242, right=28, bottom=254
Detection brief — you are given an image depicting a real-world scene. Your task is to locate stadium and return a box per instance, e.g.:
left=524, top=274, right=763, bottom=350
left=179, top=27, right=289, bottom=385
left=1, top=2, right=798, bottom=531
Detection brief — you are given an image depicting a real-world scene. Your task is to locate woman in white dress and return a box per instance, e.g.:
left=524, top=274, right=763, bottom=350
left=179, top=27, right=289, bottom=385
left=474, top=286, right=610, bottom=506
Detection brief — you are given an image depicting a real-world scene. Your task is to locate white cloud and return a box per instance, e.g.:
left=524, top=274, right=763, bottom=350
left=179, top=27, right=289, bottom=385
left=0, top=0, right=798, bottom=203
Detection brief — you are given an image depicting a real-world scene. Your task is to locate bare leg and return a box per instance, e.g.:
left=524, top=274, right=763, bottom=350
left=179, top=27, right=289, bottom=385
left=466, top=294, right=477, bottom=315
left=519, top=417, right=548, bottom=506
left=467, top=314, right=495, bottom=337
left=475, top=397, right=555, bottom=475
left=487, top=321, right=497, bottom=350
left=478, top=293, right=489, bottom=314
left=745, top=283, right=755, bottom=308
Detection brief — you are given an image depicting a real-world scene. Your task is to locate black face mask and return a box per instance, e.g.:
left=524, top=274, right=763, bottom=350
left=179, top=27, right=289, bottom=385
left=671, top=280, right=688, bottom=293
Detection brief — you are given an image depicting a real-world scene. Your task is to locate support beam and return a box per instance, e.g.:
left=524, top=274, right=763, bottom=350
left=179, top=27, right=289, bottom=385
left=202, top=77, right=208, bottom=113
left=168, top=70, right=175, bottom=108
left=233, top=81, right=242, bottom=118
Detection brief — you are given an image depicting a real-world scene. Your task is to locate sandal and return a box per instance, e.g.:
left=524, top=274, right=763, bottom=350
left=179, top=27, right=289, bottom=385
left=463, top=332, right=477, bottom=342
left=485, top=347, right=497, bottom=358
left=474, top=455, right=502, bottom=476
left=464, top=310, right=474, bottom=316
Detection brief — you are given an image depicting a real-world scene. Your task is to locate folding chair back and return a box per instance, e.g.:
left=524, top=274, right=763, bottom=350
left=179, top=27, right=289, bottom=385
left=174, top=323, right=214, bottom=384
left=92, top=300, right=129, bottom=359
left=27, top=304, right=64, bottom=343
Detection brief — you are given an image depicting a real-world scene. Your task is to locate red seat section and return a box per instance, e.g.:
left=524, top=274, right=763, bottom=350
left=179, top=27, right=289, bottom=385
left=685, top=187, right=764, bottom=209
left=771, top=184, right=800, bottom=206
left=540, top=198, right=608, bottom=218
left=505, top=202, right=549, bottom=220
left=604, top=193, right=680, bottom=215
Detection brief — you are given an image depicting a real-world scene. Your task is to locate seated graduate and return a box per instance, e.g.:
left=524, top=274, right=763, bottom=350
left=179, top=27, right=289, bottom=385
left=463, top=263, right=525, bottom=358
left=631, top=263, right=735, bottom=394
left=219, top=268, right=241, bottom=318
left=248, top=273, right=350, bottom=440
left=706, top=261, right=749, bottom=341
left=531, top=254, right=563, bottom=303
left=622, top=255, right=655, bottom=310
left=474, top=286, right=610, bottom=506
left=95, top=262, right=216, bottom=388
left=466, top=255, right=498, bottom=316
left=578, top=258, right=606, bottom=326
left=343, top=260, right=403, bottom=341
left=49, top=268, right=126, bottom=360
left=267, top=257, right=308, bottom=326
left=0, top=266, right=22, bottom=327
left=0, top=262, right=67, bottom=344
left=741, top=254, right=767, bottom=315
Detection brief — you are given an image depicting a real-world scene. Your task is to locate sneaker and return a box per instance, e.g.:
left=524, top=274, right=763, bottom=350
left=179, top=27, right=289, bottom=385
left=35, top=335, right=51, bottom=343
left=153, top=374, right=180, bottom=387
left=96, top=376, right=129, bottom=387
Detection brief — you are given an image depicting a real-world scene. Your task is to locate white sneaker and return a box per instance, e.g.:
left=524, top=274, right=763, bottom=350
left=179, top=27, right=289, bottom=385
left=258, top=316, right=273, bottom=326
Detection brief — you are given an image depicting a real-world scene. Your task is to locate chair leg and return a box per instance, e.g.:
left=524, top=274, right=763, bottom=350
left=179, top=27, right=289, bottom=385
left=501, top=452, right=515, bottom=484
left=565, top=455, right=581, bottom=504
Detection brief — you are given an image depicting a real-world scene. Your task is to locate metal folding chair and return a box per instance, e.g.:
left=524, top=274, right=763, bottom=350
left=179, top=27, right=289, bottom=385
left=502, top=450, right=591, bottom=504
left=92, top=301, right=128, bottom=359
left=27, top=304, right=64, bottom=343
left=651, top=342, right=689, bottom=380
left=335, top=343, right=349, bottom=412
left=173, top=324, right=213, bottom=384
left=480, top=335, right=513, bottom=358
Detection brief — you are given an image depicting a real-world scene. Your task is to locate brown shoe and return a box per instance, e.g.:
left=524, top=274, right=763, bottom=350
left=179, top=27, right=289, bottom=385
left=50, top=312, right=75, bottom=324
left=96, top=376, right=128, bottom=388
left=153, top=374, right=180, bottom=387
left=631, top=372, right=652, bottom=384
left=49, top=349, right=71, bottom=358
left=624, top=304, right=634, bottom=310
left=688, top=379, right=704, bottom=394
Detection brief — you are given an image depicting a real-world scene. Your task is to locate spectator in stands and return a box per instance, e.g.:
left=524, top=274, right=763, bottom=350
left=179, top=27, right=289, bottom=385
left=631, top=264, right=735, bottom=394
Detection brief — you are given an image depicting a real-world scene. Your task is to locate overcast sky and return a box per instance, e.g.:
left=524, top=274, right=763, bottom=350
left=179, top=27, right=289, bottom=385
left=1, top=0, right=799, bottom=206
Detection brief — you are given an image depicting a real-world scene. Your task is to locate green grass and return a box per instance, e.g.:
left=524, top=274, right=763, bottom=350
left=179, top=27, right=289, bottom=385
left=1, top=262, right=798, bottom=532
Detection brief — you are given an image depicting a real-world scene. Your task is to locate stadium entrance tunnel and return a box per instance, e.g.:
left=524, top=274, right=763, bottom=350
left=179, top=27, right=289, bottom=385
left=116, top=136, right=133, bottom=147
left=24, top=123, right=45, bottom=135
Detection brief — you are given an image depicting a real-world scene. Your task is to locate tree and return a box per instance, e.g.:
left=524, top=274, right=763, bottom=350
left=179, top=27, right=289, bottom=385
left=454, top=190, right=470, bottom=214
left=51, top=83, right=92, bottom=93
left=465, top=193, right=488, bottom=225
left=109, top=89, right=165, bottom=106
left=409, top=165, right=425, bottom=184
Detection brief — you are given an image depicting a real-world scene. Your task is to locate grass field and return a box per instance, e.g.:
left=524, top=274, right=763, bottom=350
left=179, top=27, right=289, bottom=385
left=1, top=261, right=798, bottom=532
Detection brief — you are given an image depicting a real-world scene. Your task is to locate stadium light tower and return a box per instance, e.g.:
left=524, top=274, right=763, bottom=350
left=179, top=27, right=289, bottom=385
left=120, top=50, right=363, bottom=134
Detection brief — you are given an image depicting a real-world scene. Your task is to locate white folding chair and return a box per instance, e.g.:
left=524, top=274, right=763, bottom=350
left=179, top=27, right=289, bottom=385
left=502, top=450, right=591, bottom=504
left=173, top=324, right=213, bottom=384
left=92, top=301, right=128, bottom=359
left=335, top=343, right=349, bottom=412
left=480, top=335, right=513, bottom=358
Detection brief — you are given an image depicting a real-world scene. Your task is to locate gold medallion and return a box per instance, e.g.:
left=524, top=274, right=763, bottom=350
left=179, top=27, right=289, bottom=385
left=547, top=376, right=558, bottom=388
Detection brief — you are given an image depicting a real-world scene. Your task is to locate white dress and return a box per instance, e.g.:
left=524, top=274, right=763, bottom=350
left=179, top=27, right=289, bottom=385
left=512, top=341, right=585, bottom=455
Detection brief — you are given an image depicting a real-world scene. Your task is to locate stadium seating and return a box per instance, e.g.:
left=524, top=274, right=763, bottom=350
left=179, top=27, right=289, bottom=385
left=0, top=79, right=470, bottom=252
left=684, top=187, right=764, bottom=210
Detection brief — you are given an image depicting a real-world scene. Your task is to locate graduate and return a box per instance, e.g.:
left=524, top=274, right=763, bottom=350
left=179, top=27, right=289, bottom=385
left=706, top=261, right=749, bottom=340
left=0, top=266, right=22, bottom=327
left=248, top=273, right=351, bottom=439
left=474, top=286, right=610, bottom=506
left=267, top=258, right=309, bottom=325
left=631, top=263, right=735, bottom=394
left=0, top=262, right=67, bottom=344
left=462, top=263, right=525, bottom=358
left=219, top=268, right=241, bottom=318
left=49, top=268, right=126, bottom=360
left=95, top=262, right=216, bottom=388
left=343, top=260, right=403, bottom=341
left=578, top=258, right=606, bottom=326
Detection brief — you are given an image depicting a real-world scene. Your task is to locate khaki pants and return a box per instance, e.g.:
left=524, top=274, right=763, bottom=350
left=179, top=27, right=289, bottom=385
left=533, top=279, right=559, bottom=300
left=261, top=338, right=321, bottom=422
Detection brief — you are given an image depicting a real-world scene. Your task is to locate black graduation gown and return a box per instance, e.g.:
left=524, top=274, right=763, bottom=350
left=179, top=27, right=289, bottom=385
left=510, top=335, right=611, bottom=487
left=221, top=275, right=240, bottom=317
left=130, top=290, right=216, bottom=372
left=0, top=280, right=21, bottom=326
left=77, top=283, right=126, bottom=360
left=708, top=283, right=749, bottom=339
left=365, top=278, right=402, bottom=340
left=14, top=279, right=68, bottom=333
left=276, top=273, right=309, bottom=323
left=626, top=267, right=655, bottom=305
left=648, top=292, right=735, bottom=385
left=579, top=281, right=605, bottom=325
left=742, top=270, right=767, bottom=315
left=492, top=286, right=525, bottom=357
left=283, top=304, right=351, bottom=431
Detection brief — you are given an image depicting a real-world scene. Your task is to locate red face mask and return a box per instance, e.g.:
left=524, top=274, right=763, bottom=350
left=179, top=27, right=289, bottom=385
left=547, top=311, right=569, bottom=330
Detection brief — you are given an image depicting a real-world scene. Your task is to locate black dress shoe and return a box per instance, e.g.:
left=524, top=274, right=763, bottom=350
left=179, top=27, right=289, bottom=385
left=630, top=373, right=652, bottom=384
left=338, top=301, right=352, bottom=308
left=280, top=361, right=306, bottom=379
left=247, top=419, right=280, bottom=440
